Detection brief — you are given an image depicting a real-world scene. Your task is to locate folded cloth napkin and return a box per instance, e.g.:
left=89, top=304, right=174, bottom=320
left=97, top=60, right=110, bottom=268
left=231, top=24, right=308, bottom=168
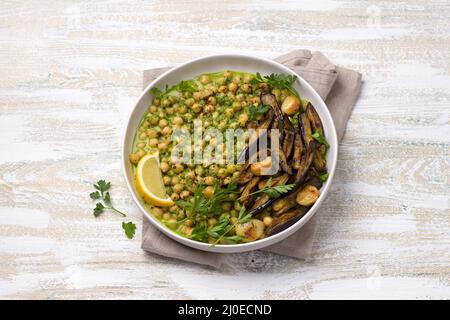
left=141, top=50, right=362, bottom=268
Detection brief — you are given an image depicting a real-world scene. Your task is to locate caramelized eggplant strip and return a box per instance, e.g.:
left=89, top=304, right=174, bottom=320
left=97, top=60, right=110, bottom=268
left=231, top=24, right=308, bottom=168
left=240, top=176, right=260, bottom=207
left=278, top=148, right=293, bottom=175
left=236, top=148, right=269, bottom=184
left=292, top=133, right=303, bottom=169
left=313, top=144, right=327, bottom=172
left=294, top=140, right=316, bottom=184
left=298, top=112, right=313, bottom=147
left=306, top=102, right=324, bottom=134
left=282, top=118, right=296, bottom=158
left=249, top=174, right=289, bottom=215
left=265, top=206, right=309, bottom=236
left=272, top=190, right=299, bottom=216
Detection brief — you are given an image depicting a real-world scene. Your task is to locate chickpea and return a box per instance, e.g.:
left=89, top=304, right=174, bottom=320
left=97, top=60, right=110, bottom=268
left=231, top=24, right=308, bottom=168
left=263, top=216, right=273, bottom=227
left=149, top=138, right=158, bottom=147
left=150, top=105, right=158, bottom=113
left=204, top=176, right=215, bottom=186
left=153, top=98, right=161, bottom=106
left=232, top=75, right=241, bottom=84
left=173, top=163, right=184, bottom=173
left=185, top=98, right=194, bottom=106
left=218, top=85, right=228, bottom=93
left=166, top=107, right=174, bottom=115
left=234, top=201, right=241, bottom=211
left=202, top=186, right=215, bottom=199
left=223, top=70, right=232, bottom=78
left=232, top=101, right=242, bottom=111
left=180, top=190, right=190, bottom=199
left=193, top=92, right=202, bottom=100
left=251, top=96, right=261, bottom=105
left=172, top=183, right=183, bottom=194
left=129, top=153, right=140, bottom=164
left=162, top=213, right=171, bottom=220
left=160, top=162, right=169, bottom=173
left=169, top=205, right=179, bottom=212
left=162, top=99, right=170, bottom=107
left=136, top=149, right=145, bottom=158
left=218, top=168, right=227, bottom=179
left=230, top=217, right=238, bottom=225
left=159, top=119, right=168, bottom=128
left=204, top=104, right=215, bottom=113
left=228, top=82, right=238, bottom=93
left=185, top=219, right=193, bottom=227
left=226, top=164, right=236, bottom=174
left=173, top=116, right=184, bottom=125
left=207, top=96, right=216, bottom=106
left=208, top=218, right=217, bottom=227
left=195, top=166, right=205, bottom=176
left=186, top=171, right=195, bottom=179
left=167, top=218, right=178, bottom=229
left=161, top=126, right=172, bottom=136
left=157, top=142, right=167, bottom=151
left=163, top=176, right=171, bottom=185
left=241, top=84, right=252, bottom=93
left=238, top=113, right=249, bottom=127
left=149, top=115, right=159, bottom=125
left=170, top=193, right=180, bottom=201
left=152, top=207, right=163, bottom=218
left=225, top=108, right=234, bottom=118
left=181, top=225, right=192, bottom=236
left=192, top=103, right=202, bottom=113
left=200, top=74, right=210, bottom=84
left=171, top=176, right=180, bottom=185
left=139, top=132, right=147, bottom=140
left=178, top=105, right=187, bottom=114
left=221, top=202, right=232, bottom=212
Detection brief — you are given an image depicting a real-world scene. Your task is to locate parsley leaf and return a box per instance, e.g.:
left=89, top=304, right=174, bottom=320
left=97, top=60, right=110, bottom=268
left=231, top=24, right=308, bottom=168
left=312, top=130, right=330, bottom=148
left=178, top=80, right=197, bottom=93
left=248, top=104, right=270, bottom=121
left=90, top=191, right=100, bottom=200
left=122, top=221, right=136, bottom=239
left=151, top=87, right=165, bottom=99
left=319, top=172, right=329, bottom=182
left=93, top=202, right=105, bottom=217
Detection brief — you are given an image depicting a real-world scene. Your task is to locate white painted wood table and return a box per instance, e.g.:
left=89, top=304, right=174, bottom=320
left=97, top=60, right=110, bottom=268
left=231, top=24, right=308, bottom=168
left=0, top=1, right=449, bottom=299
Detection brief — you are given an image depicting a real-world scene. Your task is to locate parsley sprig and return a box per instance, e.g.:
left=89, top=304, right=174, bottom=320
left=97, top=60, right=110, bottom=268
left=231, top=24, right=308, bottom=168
left=90, top=180, right=136, bottom=239
left=240, top=178, right=296, bottom=200
left=251, top=72, right=299, bottom=98
left=176, top=182, right=239, bottom=217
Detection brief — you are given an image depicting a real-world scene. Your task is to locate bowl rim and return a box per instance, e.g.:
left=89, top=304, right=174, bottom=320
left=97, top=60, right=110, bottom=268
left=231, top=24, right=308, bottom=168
left=121, top=53, right=338, bottom=253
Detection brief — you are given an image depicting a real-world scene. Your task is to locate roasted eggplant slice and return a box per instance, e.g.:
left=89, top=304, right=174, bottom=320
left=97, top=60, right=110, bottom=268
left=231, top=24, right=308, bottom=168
left=265, top=206, right=309, bottom=236
left=306, top=102, right=323, bottom=134
left=278, top=148, right=293, bottom=175
left=249, top=174, right=289, bottom=215
left=313, top=144, right=327, bottom=172
left=294, top=140, right=316, bottom=184
left=299, top=112, right=313, bottom=147
left=292, top=133, right=303, bottom=170
left=272, top=189, right=299, bottom=216
left=240, top=176, right=260, bottom=207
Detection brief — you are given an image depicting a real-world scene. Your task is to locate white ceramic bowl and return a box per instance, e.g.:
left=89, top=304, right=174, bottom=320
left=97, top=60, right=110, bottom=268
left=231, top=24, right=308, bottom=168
left=122, top=54, right=338, bottom=253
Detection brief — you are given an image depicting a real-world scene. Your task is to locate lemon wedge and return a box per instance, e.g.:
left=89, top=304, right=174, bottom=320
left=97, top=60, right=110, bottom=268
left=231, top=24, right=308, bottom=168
left=135, top=153, right=174, bottom=207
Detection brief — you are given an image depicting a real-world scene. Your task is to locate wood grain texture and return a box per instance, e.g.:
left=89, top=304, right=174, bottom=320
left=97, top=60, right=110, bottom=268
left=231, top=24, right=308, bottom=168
left=0, top=0, right=449, bottom=299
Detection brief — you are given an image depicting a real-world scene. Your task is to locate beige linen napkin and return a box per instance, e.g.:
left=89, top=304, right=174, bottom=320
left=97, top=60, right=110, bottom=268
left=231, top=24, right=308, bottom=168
left=141, top=50, right=362, bottom=268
